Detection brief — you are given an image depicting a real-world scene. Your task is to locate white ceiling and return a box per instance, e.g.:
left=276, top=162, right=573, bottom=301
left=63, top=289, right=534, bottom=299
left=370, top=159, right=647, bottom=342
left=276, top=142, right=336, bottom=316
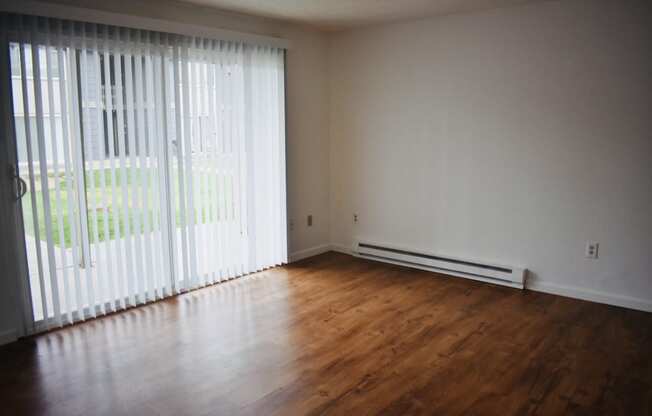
left=177, top=0, right=549, bottom=30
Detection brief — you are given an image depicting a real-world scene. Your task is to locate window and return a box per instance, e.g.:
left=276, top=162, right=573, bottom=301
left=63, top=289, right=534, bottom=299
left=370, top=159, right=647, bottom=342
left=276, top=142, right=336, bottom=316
left=6, top=15, right=287, bottom=330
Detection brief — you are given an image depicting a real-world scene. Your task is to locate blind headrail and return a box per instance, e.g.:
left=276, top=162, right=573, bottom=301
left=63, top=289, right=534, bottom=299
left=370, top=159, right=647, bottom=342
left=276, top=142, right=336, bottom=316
left=0, top=0, right=290, bottom=49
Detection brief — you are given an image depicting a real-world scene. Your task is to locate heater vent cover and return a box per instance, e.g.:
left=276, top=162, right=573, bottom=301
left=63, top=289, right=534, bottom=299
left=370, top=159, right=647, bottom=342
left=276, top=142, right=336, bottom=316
left=354, top=241, right=526, bottom=289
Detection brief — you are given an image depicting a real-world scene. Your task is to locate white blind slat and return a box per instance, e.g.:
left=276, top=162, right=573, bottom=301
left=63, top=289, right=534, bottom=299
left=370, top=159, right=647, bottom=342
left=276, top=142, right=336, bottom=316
left=113, top=28, right=136, bottom=307
left=215, top=40, right=226, bottom=281
left=30, top=24, right=62, bottom=325
left=66, top=23, right=88, bottom=318
left=155, top=32, right=173, bottom=296
left=197, top=38, right=209, bottom=285
left=91, top=23, right=114, bottom=313
left=144, top=31, right=162, bottom=298
left=43, top=21, right=68, bottom=325
left=172, top=42, right=189, bottom=294
left=138, top=32, right=154, bottom=301
left=79, top=25, right=101, bottom=317
left=55, top=19, right=80, bottom=319
left=181, top=39, right=198, bottom=289
left=206, top=40, right=218, bottom=285
left=102, top=24, right=124, bottom=309
left=18, top=34, right=49, bottom=322
left=123, top=29, right=146, bottom=305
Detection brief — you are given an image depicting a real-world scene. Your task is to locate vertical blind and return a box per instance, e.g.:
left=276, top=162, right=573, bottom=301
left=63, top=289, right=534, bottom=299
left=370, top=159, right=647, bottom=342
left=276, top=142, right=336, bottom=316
left=3, top=14, right=287, bottom=331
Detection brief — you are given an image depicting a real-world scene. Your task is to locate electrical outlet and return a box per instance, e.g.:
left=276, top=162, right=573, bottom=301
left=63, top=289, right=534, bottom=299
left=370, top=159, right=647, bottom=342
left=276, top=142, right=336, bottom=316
left=307, top=215, right=313, bottom=227
left=585, top=242, right=599, bottom=259
left=353, top=213, right=358, bottom=223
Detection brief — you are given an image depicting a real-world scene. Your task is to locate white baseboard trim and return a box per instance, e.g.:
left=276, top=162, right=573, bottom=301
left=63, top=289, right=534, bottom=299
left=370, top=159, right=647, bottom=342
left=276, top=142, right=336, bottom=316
left=527, top=281, right=652, bottom=313
left=289, top=244, right=332, bottom=262
left=329, top=243, right=352, bottom=255
left=0, top=328, right=18, bottom=346
left=290, top=246, right=652, bottom=313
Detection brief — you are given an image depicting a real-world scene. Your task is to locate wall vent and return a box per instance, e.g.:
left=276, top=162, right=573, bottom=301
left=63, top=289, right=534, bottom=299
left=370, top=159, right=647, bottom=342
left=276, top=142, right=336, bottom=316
left=354, top=241, right=526, bottom=289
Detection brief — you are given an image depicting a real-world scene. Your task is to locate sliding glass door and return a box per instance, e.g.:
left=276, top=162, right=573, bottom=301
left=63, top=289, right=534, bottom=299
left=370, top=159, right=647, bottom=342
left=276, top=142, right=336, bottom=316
left=3, top=14, right=287, bottom=333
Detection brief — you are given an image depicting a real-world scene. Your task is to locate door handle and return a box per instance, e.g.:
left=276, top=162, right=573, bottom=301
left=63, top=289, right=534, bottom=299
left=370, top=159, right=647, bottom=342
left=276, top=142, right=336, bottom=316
left=15, top=175, right=27, bottom=200
left=8, top=164, right=28, bottom=201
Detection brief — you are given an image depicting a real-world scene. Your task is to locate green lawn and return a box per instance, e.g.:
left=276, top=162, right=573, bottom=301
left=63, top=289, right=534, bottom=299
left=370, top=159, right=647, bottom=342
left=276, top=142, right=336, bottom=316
left=22, top=167, right=233, bottom=248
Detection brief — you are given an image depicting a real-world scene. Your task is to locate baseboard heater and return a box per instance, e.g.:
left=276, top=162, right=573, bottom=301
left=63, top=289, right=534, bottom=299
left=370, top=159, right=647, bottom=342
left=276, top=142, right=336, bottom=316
left=354, top=241, right=526, bottom=289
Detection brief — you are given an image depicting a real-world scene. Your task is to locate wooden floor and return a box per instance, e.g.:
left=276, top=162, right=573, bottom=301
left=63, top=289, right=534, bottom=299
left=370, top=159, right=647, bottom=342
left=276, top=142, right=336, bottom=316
left=1, top=252, right=651, bottom=415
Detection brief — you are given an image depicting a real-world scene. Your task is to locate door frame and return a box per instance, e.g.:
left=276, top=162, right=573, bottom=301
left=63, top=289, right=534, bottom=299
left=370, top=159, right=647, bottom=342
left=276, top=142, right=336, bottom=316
left=0, top=30, right=34, bottom=339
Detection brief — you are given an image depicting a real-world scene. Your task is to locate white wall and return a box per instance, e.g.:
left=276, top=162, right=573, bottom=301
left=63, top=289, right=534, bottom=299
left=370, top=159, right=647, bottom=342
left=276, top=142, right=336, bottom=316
left=0, top=0, right=331, bottom=341
left=329, top=0, right=652, bottom=310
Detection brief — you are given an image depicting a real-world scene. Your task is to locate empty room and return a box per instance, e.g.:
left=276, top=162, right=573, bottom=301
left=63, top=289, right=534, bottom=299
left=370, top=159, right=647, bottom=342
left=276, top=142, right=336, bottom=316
left=0, top=0, right=651, bottom=414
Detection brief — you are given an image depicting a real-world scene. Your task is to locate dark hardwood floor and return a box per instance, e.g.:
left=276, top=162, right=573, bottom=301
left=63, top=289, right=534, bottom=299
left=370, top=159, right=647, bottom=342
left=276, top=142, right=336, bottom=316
left=1, top=252, right=651, bottom=415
